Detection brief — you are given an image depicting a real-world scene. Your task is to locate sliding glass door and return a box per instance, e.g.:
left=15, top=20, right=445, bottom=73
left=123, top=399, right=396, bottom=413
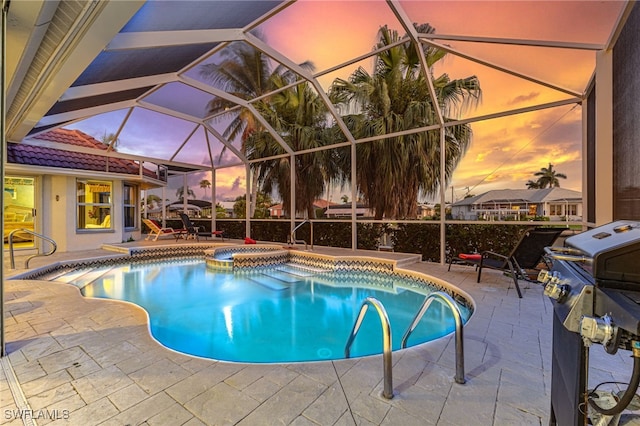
left=4, top=176, right=36, bottom=248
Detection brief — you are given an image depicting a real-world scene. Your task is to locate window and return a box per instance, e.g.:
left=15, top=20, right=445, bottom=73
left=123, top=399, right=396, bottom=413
left=567, top=204, right=578, bottom=216
left=77, top=179, right=112, bottom=230
left=549, top=204, right=563, bottom=216
left=123, top=183, right=137, bottom=229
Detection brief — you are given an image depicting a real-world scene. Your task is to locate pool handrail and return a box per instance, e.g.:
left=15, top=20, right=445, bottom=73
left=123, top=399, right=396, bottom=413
left=290, top=219, right=309, bottom=250
left=401, top=291, right=466, bottom=384
left=344, top=297, right=393, bottom=399
left=8, top=228, right=57, bottom=269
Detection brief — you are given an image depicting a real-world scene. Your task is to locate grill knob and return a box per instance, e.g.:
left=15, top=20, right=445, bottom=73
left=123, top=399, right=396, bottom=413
left=580, top=315, right=615, bottom=348
left=542, top=271, right=571, bottom=303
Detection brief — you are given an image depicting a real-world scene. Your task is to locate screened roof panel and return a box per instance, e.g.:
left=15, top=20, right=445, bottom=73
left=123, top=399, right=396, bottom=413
left=432, top=40, right=596, bottom=94
left=65, top=109, right=132, bottom=138
left=72, top=45, right=219, bottom=87
left=120, top=0, right=285, bottom=32
left=142, top=82, right=214, bottom=120
left=400, top=0, right=625, bottom=45
left=429, top=50, right=580, bottom=122
left=46, top=86, right=154, bottom=116
left=257, top=0, right=404, bottom=74
left=115, top=108, right=199, bottom=160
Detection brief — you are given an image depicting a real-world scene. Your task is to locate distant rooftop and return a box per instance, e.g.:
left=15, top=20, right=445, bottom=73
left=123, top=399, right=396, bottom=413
left=453, top=188, right=582, bottom=206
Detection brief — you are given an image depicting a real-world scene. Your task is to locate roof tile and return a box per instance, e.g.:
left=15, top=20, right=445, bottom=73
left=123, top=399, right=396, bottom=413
left=8, top=128, right=157, bottom=179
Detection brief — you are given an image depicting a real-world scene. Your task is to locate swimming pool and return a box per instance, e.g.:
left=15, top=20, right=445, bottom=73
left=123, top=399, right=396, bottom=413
left=71, top=257, right=472, bottom=363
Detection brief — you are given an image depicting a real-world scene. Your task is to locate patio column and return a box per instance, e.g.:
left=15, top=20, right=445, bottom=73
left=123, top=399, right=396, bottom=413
left=182, top=174, right=188, bottom=215
left=439, top=126, right=446, bottom=265
left=594, top=49, right=614, bottom=225
left=245, top=163, right=250, bottom=238
left=211, top=168, right=216, bottom=233
left=351, top=143, right=357, bottom=250
left=290, top=153, right=296, bottom=238
left=1, top=0, right=7, bottom=357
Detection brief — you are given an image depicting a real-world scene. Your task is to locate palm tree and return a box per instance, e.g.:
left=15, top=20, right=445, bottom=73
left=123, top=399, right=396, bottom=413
left=145, top=194, right=163, bottom=209
left=534, top=164, right=567, bottom=188
left=100, top=131, right=120, bottom=150
left=245, top=81, right=342, bottom=218
left=526, top=180, right=542, bottom=189
left=176, top=186, right=196, bottom=202
left=199, top=179, right=211, bottom=198
left=199, top=35, right=338, bottom=218
left=329, top=24, right=481, bottom=219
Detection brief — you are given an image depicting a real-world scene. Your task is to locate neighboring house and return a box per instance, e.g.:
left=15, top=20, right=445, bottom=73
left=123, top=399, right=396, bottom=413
left=326, top=203, right=436, bottom=219
left=269, top=199, right=335, bottom=218
left=166, top=200, right=213, bottom=218
left=451, top=188, right=583, bottom=221
left=269, top=203, right=285, bottom=218
left=325, top=203, right=375, bottom=218
left=5, top=128, right=166, bottom=252
left=217, top=201, right=236, bottom=218
left=417, top=203, right=436, bottom=219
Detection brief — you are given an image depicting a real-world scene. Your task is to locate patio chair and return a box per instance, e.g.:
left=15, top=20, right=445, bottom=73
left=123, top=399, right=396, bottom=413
left=178, top=213, right=224, bottom=241
left=142, top=218, right=183, bottom=241
left=449, top=227, right=564, bottom=298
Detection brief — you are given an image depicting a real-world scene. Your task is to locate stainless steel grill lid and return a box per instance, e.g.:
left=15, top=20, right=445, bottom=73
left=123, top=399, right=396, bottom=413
left=564, top=221, right=640, bottom=285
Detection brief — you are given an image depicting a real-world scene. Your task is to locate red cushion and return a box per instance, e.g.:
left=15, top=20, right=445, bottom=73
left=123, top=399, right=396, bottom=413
left=244, top=237, right=256, bottom=244
left=459, top=253, right=481, bottom=261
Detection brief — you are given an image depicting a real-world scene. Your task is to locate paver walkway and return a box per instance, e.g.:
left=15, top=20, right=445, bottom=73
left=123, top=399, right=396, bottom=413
left=2, top=244, right=639, bottom=425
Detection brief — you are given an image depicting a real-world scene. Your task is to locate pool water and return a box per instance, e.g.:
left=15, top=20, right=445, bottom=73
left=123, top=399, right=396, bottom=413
left=79, top=259, right=471, bottom=363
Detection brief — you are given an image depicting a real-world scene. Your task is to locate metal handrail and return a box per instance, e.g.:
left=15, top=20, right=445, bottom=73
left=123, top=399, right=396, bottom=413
left=290, top=219, right=309, bottom=250
left=401, top=291, right=466, bottom=384
left=344, top=297, right=393, bottom=399
left=8, top=229, right=57, bottom=269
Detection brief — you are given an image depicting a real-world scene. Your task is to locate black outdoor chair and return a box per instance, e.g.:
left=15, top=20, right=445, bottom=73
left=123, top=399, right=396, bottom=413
left=449, top=227, right=564, bottom=298
left=178, top=213, right=215, bottom=241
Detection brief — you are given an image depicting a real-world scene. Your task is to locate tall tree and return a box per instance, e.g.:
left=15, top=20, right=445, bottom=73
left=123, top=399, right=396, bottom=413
left=533, top=163, right=567, bottom=188
left=200, top=35, right=339, bottom=218
left=100, top=131, right=120, bottom=150
left=199, top=179, right=211, bottom=198
left=329, top=24, right=481, bottom=219
left=176, top=186, right=196, bottom=202
left=232, top=192, right=273, bottom=219
left=144, top=194, right=163, bottom=209
left=245, top=80, right=342, bottom=218
left=526, top=179, right=542, bottom=189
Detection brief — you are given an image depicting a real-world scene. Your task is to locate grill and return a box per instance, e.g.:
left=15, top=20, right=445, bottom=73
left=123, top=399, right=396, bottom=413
left=540, top=221, right=640, bottom=425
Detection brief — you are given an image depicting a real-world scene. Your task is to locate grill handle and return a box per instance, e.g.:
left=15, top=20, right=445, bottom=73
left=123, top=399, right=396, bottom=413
left=546, top=247, right=593, bottom=265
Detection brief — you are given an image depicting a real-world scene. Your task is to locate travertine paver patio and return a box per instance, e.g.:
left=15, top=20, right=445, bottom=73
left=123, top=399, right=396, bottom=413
left=2, top=243, right=639, bottom=425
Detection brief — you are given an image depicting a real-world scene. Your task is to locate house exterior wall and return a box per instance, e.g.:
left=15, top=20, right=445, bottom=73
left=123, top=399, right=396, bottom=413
left=451, top=200, right=583, bottom=221
left=44, top=176, right=140, bottom=252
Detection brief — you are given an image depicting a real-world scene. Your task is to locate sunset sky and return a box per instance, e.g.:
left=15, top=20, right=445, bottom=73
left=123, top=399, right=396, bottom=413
left=66, top=0, right=626, bottom=204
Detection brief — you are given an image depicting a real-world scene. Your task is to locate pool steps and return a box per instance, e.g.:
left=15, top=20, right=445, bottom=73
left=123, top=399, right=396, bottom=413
left=250, top=275, right=290, bottom=291
left=51, top=265, right=118, bottom=289
left=247, top=263, right=333, bottom=291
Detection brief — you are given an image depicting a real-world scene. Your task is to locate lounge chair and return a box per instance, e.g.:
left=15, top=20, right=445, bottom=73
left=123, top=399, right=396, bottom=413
left=86, top=214, right=111, bottom=229
left=448, top=227, right=564, bottom=298
left=142, top=218, right=183, bottom=241
left=178, top=213, right=224, bottom=241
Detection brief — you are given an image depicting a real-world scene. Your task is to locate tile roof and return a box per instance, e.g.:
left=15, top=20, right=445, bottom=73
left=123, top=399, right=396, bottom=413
left=7, top=128, right=157, bottom=179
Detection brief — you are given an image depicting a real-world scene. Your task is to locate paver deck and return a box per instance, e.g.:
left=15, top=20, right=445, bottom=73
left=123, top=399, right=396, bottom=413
left=2, top=241, right=639, bottom=425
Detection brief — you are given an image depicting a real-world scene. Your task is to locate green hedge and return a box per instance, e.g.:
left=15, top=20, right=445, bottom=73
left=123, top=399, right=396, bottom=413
left=145, top=218, right=552, bottom=263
